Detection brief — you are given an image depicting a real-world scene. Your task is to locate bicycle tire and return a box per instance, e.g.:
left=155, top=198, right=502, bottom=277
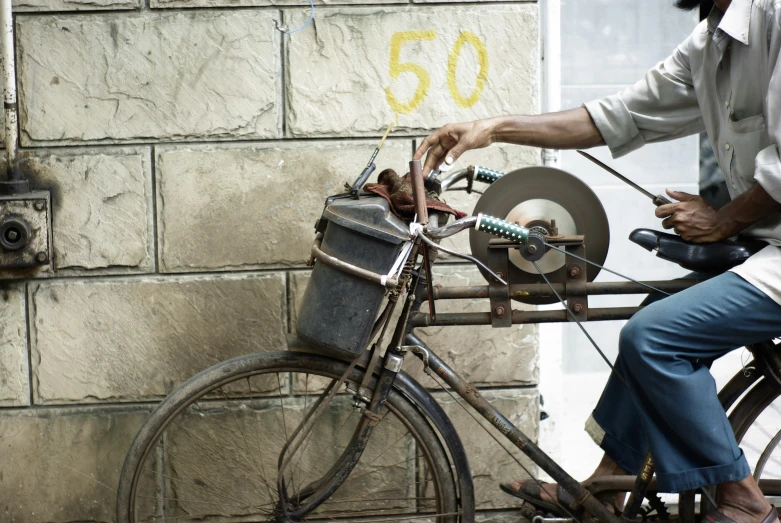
left=720, top=359, right=781, bottom=497
left=728, top=375, right=781, bottom=477
left=116, top=350, right=461, bottom=523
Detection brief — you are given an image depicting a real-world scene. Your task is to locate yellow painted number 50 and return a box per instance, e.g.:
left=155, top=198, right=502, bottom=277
left=448, top=32, right=489, bottom=108
left=385, top=31, right=436, bottom=115
left=385, top=30, right=489, bottom=114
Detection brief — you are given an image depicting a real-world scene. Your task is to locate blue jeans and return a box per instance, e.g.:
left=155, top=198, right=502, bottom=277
left=588, top=272, right=781, bottom=493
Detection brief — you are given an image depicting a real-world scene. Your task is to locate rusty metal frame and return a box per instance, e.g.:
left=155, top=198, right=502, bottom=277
left=402, top=342, right=620, bottom=523
left=408, top=279, right=699, bottom=328
left=487, top=241, right=512, bottom=328
left=395, top=242, right=703, bottom=523
left=298, top=226, right=710, bottom=523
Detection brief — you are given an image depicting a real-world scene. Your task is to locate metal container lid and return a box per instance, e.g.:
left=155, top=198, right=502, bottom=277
left=323, top=195, right=410, bottom=244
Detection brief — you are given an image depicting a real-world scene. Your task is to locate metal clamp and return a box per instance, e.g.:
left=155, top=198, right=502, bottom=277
left=488, top=247, right=512, bottom=328
left=564, top=243, right=588, bottom=322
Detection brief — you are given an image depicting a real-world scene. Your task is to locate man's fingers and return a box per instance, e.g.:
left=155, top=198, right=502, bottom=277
left=655, top=203, right=677, bottom=218
left=666, top=188, right=697, bottom=202
left=413, top=135, right=435, bottom=161
left=662, top=215, right=676, bottom=229
left=444, top=147, right=464, bottom=167
left=422, top=143, right=446, bottom=178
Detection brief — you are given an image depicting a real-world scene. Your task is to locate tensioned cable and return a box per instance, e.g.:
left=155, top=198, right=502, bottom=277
left=423, top=368, right=582, bottom=523
left=532, top=260, right=629, bottom=391
left=542, top=242, right=671, bottom=297
left=418, top=232, right=507, bottom=285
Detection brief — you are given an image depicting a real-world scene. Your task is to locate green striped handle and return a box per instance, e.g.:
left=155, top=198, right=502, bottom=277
left=475, top=214, right=529, bottom=243
left=474, top=165, right=506, bottom=184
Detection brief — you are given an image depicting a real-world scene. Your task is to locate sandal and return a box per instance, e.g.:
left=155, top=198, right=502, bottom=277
left=704, top=506, right=779, bottom=523
left=499, top=481, right=573, bottom=517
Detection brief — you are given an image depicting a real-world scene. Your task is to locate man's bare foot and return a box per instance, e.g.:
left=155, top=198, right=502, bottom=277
left=714, top=475, right=777, bottom=523
left=506, top=452, right=627, bottom=509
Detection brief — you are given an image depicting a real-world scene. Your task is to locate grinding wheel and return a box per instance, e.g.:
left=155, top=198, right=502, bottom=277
left=469, top=166, right=610, bottom=304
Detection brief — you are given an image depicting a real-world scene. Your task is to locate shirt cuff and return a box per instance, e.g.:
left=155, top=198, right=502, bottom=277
left=755, top=144, right=781, bottom=204
left=583, top=93, right=645, bottom=159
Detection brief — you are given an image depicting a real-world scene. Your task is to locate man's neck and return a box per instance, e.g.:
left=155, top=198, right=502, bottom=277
left=714, top=0, right=731, bottom=12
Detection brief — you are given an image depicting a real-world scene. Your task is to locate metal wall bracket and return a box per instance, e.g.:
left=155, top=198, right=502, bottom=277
left=487, top=247, right=512, bottom=328
left=564, top=244, right=588, bottom=322
left=0, top=190, right=52, bottom=269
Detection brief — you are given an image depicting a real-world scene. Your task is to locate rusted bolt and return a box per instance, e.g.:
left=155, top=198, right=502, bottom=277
left=496, top=270, right=505, bottom=280
left=568, top=265, right=581, bottom=278
left=34, top=201, right=45, bottom=211
left=571, top=303, right=583, bottom=313
left=494, top=305, right=506, bottom=318
left=527, top=244, right=538, bottom=254
left=36, top=252, right=47, bottom=263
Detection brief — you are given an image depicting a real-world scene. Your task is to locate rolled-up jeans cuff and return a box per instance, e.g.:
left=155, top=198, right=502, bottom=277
left=585, top=413, right=646, bottom=475
left=655, top=452, right=750, bottom=493
left=585, top=414, right=606, bottom=445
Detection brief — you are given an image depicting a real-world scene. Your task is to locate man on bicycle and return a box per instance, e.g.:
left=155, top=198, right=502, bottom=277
left=414, top=1, right=781, bottom=522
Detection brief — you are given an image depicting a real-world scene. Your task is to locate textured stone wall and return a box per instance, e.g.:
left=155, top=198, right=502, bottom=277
left=1, top=0, right=541, bottom=520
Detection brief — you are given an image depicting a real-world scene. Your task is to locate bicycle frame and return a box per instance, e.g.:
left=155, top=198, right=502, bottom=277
left=401, top=338, right=618, bottom=523
left=285, top=162, right=781, bottom=523
left=285, top=270, right=690, bottom=523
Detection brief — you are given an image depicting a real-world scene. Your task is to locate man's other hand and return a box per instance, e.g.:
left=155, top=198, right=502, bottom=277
left=413, top=120, right=493, bottom=177
left=655, top=189, right=726, bottom=243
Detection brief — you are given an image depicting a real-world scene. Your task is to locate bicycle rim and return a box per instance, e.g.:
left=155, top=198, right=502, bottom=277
left=729, top=373, right=781, bottom=505
left=117, top=351, right=459, bottom=523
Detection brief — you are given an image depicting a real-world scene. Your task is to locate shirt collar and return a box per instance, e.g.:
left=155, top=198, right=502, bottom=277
left=707, top=0, right=753, bottom=45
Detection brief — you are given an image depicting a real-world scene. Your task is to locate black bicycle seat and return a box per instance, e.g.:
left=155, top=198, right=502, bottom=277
left=629, top=228, right=767, bottom=273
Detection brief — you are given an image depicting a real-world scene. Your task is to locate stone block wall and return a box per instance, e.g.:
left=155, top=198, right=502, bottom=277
left=0, top=0, right=541, bottom=520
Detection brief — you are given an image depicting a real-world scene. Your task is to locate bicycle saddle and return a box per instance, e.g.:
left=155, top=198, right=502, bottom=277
left=629, top=228, right=767, bottom=273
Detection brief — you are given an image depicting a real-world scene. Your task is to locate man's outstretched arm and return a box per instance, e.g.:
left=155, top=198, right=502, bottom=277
left=413, top=108, right=604, bottom=178
left=414, top=33, right=707, bottom=179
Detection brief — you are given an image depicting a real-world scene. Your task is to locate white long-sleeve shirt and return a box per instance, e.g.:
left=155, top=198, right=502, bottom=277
left=584, top=0, right=781, bottom=305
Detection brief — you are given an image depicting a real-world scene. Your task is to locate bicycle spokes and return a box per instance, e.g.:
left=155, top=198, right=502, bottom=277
left=127, top=364, right=456, bottom=523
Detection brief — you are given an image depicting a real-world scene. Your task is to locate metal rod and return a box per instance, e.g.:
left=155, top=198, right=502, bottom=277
left=621, top=453, right=654, bottom=522
left=577, top=150, right=671, bottom=205
left=426, top=216, right=478, bottom=240
left=436, top=166, right=472, bottom=191
left=411, top=307, right=641, bottom=327
left=409, top=159, right=428, bottom=224
left=410, top=346, right=619, bottom=523
left=432, top=280, right=699, bottom=300
left=543, top=242, right=672, bottom=296
left=311, top=237, right=398, bottom=289
left=1, top=0, right=18, bottom=181
left=418, top=233, right=507, bottom=286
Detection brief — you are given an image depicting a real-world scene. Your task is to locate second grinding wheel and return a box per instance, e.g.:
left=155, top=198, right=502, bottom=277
left=469, top=166, right=610, bottom=304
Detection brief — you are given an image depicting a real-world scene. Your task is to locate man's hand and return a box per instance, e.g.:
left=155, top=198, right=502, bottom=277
left=413, top=120, right=493, bottom=177
left=655, top=189, right=727, bottom=243
left=412, top=109, right=605, bottom=177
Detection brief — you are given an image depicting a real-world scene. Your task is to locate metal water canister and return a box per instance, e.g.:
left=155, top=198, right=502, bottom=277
left=297, top=196, right=409, bottom=358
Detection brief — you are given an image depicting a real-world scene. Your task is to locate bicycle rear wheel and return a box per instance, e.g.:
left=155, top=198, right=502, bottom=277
left=117, top=351, right=460, bottom=523
left=729, top=374, right=781, bottom=505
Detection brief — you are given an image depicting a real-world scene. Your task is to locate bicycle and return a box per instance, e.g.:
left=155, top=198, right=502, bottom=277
left=115, top=158, right=781, bottom=523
